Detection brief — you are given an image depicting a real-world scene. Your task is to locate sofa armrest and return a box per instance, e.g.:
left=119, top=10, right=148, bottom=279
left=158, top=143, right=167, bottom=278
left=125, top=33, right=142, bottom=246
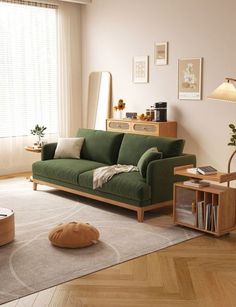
left=41, top=143, right=57, bottom=161
left=146, top=154, right=196, bottom=204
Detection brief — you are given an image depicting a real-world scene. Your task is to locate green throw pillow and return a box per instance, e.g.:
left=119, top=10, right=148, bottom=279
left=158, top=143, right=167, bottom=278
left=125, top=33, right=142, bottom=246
left=137, top=147, right=162, bottom=177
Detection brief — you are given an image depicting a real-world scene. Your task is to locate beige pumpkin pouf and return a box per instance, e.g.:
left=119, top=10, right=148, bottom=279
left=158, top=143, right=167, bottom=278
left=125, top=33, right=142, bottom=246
left=48, top=221, right=99, bottom=248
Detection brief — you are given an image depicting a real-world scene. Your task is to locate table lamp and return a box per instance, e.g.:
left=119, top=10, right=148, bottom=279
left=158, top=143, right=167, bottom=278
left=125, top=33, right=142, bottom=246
left=208, top=77, right=236, bottom=187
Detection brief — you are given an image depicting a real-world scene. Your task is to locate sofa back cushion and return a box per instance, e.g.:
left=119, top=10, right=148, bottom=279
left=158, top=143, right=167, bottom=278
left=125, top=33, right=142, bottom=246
left=76, top=128, right=124, bottom=165
left=117, top=133, right=185, bottom=165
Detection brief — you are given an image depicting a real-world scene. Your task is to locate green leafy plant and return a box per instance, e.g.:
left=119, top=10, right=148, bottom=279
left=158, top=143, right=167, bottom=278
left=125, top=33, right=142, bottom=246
left=228, top=123, right=236, bottom=146
left=30, top=124, right=47, bottom=145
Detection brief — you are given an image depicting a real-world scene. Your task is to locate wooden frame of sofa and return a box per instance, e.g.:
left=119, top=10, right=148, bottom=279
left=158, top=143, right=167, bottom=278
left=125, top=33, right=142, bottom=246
left=33, top=179, right=172, bottom=222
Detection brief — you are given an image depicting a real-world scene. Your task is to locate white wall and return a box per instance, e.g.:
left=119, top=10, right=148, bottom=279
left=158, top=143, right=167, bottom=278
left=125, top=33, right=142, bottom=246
left=81, top=0, right=236, bottom=177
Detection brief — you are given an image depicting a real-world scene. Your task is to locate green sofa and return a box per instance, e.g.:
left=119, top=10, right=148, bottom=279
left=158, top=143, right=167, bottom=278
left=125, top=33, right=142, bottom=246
left=32, top=128, right=196, bottom=222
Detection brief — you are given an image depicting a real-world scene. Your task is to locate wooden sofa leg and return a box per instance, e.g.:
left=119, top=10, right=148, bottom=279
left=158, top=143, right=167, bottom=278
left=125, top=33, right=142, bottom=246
left=33, top=182, right=37, bottom=191
left=137, top=208, right=144, bottom=222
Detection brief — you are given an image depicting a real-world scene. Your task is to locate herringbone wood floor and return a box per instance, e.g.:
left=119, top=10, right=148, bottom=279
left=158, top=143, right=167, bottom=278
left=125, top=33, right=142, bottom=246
left=3, top=233, right=236, bottom=307
left=2, top=173, right=236, bottom=307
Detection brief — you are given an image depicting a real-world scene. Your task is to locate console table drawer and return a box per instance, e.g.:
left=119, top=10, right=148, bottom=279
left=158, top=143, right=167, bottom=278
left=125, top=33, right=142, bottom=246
left=106, top=119, right=177, bottom=137
left=133, top=123, right=157, bottom=133
left=108, top=121, right=129, bottom=130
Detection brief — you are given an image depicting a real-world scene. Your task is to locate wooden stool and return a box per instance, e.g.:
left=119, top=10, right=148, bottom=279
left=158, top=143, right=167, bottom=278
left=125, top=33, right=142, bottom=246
left=0, top=208, right=15, bottom=246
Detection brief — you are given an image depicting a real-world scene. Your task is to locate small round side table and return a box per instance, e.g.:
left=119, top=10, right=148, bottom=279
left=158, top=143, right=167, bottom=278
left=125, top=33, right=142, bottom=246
left=0, top=208, right=15, bottom=247
left=24, top=146, right=42, bottom=153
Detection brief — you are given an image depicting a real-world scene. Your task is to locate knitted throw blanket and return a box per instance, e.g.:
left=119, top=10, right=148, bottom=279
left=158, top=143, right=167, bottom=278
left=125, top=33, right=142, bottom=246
left=93, top=164, right=138, bottom=189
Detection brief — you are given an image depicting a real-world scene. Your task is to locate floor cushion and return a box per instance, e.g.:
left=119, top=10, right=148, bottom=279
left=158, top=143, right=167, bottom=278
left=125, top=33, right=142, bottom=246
left=48, top=221, right=100, bottom=248
left=32, top=159, right=107, bottom=185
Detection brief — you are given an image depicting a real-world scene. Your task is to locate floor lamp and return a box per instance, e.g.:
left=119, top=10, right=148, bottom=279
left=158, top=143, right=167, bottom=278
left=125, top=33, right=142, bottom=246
left=208, top=77, right=236, bottom=187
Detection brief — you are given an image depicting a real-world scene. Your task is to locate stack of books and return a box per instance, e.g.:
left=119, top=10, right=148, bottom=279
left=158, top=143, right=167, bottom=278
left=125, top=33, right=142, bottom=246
left=183, top=180, right=210, bottom=188
left=197, top=166, right=217, bottom=175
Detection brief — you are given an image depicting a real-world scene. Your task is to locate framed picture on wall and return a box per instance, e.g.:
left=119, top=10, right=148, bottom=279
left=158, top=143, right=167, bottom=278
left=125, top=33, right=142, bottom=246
left=154, top=42, right=168, bottom=65
left=178, top=58, right=202, bottom=100
left=133, top=55, right=149, bottom=83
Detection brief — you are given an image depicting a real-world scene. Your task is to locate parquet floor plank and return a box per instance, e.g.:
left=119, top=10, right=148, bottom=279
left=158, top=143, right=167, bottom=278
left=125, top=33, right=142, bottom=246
left=3, top=234, right=236, bottom=306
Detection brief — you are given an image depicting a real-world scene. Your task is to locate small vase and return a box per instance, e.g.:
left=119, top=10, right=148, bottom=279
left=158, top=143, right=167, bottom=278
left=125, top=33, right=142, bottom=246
left=119, top=110, right=123, bottom=119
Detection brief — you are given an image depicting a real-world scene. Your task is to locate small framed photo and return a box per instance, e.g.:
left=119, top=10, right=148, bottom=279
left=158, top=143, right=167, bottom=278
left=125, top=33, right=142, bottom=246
left=133, top=55, right=149, bottom=83
left=154, top=42, right=168, bottom=65
left=178, top=58, right=202, bottom=100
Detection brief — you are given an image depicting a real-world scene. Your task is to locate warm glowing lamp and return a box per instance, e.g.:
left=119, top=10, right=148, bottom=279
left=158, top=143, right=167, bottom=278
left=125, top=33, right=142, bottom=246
left=208, top=78, right=236, bottom=102
left=208, top=78, right=236, bottom=187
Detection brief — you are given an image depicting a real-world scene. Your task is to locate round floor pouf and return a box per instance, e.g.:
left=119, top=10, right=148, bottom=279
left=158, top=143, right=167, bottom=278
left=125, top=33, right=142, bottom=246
left=0, top=208, right=15, bottom=247
left=48, top=221, right=100, bottom=248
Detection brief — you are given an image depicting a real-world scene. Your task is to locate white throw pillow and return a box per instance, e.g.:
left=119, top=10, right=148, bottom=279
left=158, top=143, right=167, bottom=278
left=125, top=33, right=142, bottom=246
left=54, top=137, right=84, bottom=159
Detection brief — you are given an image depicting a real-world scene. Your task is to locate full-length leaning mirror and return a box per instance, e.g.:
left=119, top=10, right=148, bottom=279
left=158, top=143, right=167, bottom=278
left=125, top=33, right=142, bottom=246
left=87, top=71, right=112, bottom=130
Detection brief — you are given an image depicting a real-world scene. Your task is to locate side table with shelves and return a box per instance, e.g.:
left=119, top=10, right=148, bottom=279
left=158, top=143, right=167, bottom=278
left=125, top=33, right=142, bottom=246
left=173, top=164, right=236, bottom=236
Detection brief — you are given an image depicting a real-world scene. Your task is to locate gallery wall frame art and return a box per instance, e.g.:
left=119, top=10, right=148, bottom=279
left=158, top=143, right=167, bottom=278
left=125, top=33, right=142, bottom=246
left=154, top=42, right=168, bottom=65
left=178, top=58, right=203, bottom=100
left=133, top=55, right=149, bottom=83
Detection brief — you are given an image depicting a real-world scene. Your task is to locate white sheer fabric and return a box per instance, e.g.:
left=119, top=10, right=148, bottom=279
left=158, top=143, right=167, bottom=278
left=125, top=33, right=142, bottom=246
left=0, top=1, right=82, bottom=175
left=0, top=1, right=58, bottom=175
left=57, top=2, right=82, bottom=137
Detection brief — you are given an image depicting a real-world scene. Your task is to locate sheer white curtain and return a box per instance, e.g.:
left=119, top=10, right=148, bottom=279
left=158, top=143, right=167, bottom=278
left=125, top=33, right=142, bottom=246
left=57, top=2, right=82, bottom=137
left=0, top=1, right=58, bottom=175
left=0, top=0, right=82, bottom=175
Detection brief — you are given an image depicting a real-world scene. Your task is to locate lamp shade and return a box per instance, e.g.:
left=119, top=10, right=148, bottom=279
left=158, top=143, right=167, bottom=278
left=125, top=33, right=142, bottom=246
left=208, top=81, right=236, bottom=102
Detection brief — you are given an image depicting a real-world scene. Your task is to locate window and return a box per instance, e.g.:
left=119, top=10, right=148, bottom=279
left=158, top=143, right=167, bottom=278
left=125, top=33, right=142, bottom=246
left=0, top=0, right=58, bottom=138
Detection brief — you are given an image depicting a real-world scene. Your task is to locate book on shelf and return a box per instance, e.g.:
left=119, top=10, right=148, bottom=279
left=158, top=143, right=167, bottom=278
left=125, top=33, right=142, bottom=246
left=183, top=180, right=210, bottom=188
left=204, top=203, right=218, bottom=232
left=212, top=205, right=218, bottom=233
left=205, top=203, right=212, bottom=231
left=197, top=201, right=205, bottom=229
left=197, top=166, right=217, bottom=175
left=186, top=168, right=198, bottom=174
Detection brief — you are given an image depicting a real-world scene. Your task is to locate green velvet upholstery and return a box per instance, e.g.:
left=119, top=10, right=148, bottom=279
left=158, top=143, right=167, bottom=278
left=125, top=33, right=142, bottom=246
left=32, top=174, right=150, bottom=206
left=32, top=129, right=197, bottom=216
left=137, top=147, right=162, bottom=177
left=146, top=154, right=196, bottom=203
left=32, top=159, right=106, bottom=185
left=76, top=128, right=124, bottom=165
left=79, top=170, right=151, bottom=202
left=117, top=134, right=185, bottom=166
left=41, top=143, right=57, bottom=161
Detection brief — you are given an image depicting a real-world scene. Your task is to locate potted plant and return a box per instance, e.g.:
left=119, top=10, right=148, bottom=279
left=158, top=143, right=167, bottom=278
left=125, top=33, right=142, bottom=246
left=30, top=124, right=47, bottom=147
left=113, top=99, right=126, bottom=119
left=227, top=123, right=236, bottom=175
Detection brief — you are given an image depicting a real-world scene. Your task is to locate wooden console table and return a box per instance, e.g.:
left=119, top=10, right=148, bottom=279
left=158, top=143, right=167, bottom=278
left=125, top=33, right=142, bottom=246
left=173, top=164, right=236, bottom=236
left=106, top=119, right=177, bottom=137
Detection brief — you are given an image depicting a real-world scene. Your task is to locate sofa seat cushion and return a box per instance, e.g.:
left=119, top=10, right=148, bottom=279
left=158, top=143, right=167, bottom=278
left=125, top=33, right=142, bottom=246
left=32, top=159, right=107, bottom=185
left=79, top=170, right=151, bottom=202
left=117, top=133, right=185, bottom=165
left=76, top=128, right=124, bottom=165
